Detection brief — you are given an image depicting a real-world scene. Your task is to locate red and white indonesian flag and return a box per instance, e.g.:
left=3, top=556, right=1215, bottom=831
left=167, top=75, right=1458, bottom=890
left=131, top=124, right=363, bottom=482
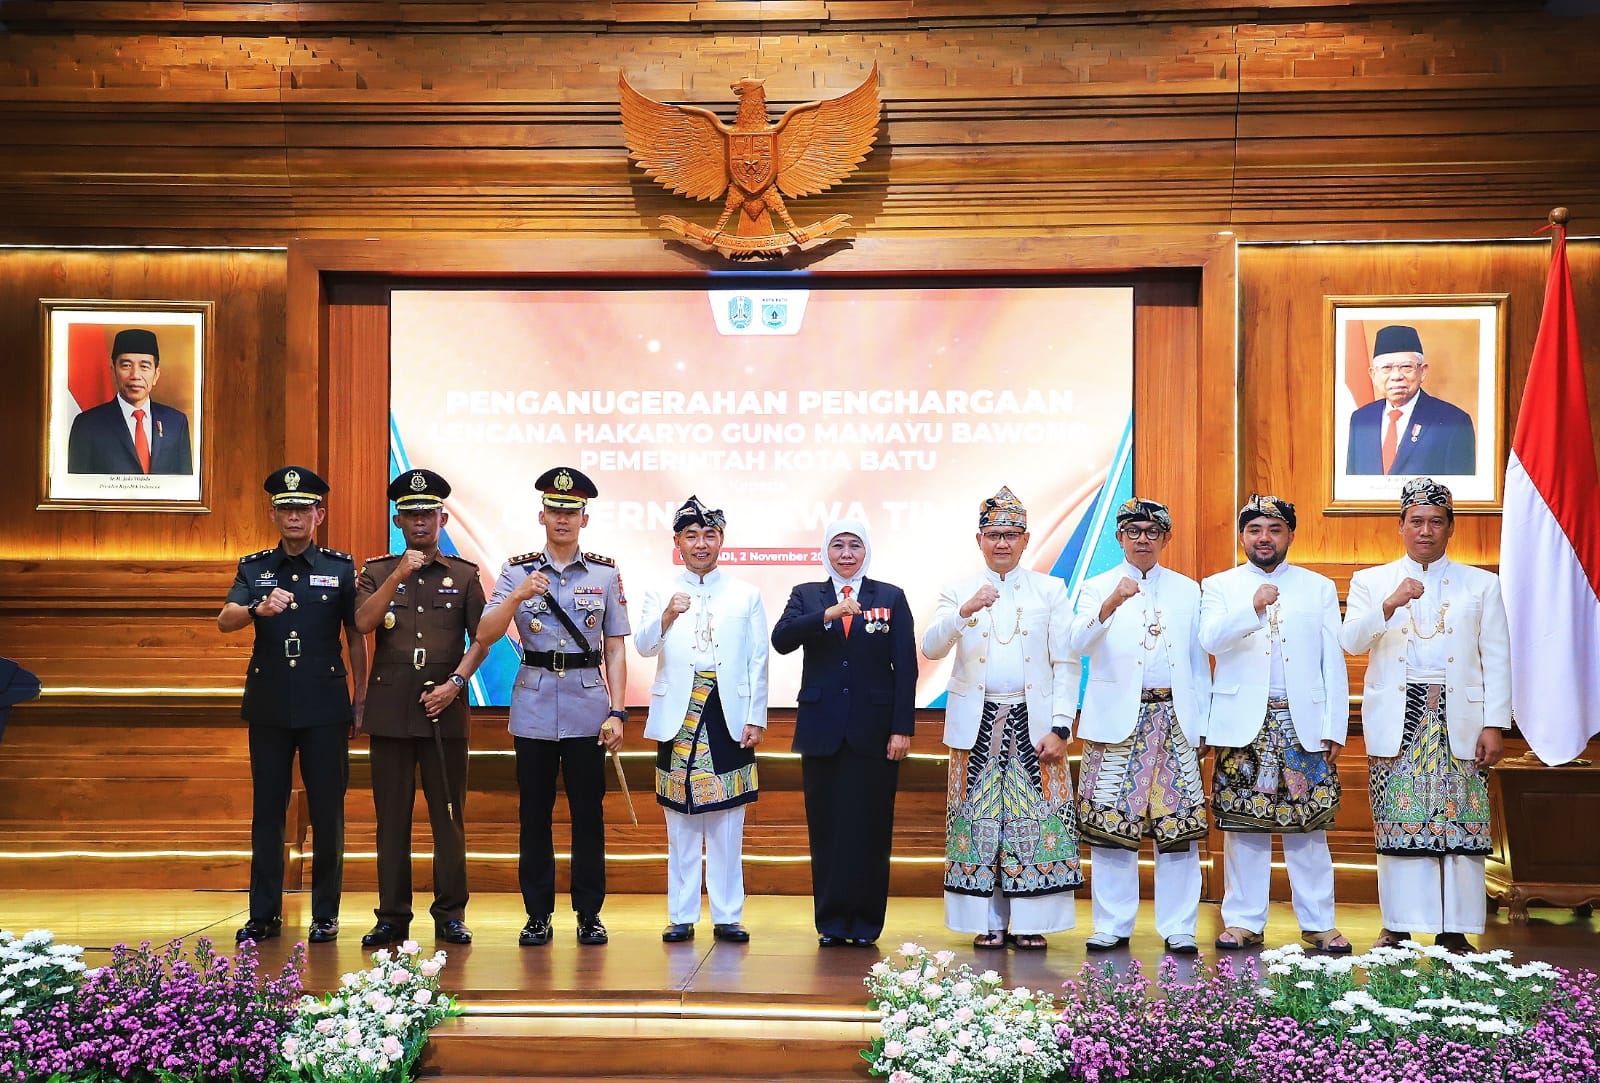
left=1499, top=224, right=1600, bottom=765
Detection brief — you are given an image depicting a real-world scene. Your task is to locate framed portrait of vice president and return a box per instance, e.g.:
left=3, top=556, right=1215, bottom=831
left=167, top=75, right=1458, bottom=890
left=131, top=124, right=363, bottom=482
left=39, top=299, right=211, bottom=512
left=1327, top=295, right=1506, bottom=512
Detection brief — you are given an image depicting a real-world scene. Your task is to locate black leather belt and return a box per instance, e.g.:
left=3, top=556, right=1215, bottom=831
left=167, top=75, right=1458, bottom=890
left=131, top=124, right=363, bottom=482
left=522, top=648, right=603, bottom=672
left=1140, top=688, right=1173, bottom=702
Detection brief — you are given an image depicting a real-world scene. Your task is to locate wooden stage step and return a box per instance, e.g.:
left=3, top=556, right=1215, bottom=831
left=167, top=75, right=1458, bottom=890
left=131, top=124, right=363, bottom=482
left=421, top=1013, right=875, bottom=1081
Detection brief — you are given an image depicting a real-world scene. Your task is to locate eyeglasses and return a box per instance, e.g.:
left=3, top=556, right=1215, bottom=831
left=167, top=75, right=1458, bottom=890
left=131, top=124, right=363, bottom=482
left=1119, top=526, right=1167, bottom=540
left=1372, top=363, right=1421, bottom=377
left=980, top=531, right=1025, bottom=543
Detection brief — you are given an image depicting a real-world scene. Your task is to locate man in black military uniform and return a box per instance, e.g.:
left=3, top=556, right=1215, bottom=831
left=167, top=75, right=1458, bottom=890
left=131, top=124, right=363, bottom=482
left=476, top=466, right=631, bottom=947
left=219, top=466, right=366, bottom=945
left=355, top=469, right=487, bottom=947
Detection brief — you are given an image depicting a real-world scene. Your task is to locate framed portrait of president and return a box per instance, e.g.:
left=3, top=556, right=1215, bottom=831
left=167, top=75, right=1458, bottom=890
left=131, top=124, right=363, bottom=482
left=39, top=299, right=211, bottom=512
left=1327, top=295, right=1506, bottom=512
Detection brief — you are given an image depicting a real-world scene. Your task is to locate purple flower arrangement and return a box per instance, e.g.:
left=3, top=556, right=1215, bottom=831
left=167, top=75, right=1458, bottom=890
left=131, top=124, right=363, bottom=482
left=0, top=933, right=304, bottom=1083
left=865, top=943, right=1600, bottom=1083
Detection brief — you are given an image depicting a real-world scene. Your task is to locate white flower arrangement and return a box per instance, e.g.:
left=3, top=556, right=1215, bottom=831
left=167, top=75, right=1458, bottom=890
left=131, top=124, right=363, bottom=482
left=0, top=928, right=90, bottom=1022
left=279, top=940, right=458, bottom=1083
left=1258, top=939, right=1559, bottom=1045
left=863, top=943, right=1070, bottom=1083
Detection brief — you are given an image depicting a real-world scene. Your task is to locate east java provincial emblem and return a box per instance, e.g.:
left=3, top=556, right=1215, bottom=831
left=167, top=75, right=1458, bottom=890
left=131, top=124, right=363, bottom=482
left=619, top=66, right=880, bottom=259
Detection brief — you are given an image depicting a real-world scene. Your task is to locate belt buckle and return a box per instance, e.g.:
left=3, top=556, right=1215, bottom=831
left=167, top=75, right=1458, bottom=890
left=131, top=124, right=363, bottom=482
left=284, top=637, right=301, bottom=659
left=413, top=647, right=427, bottom=669
left=552, top=650, right=566, bottom=677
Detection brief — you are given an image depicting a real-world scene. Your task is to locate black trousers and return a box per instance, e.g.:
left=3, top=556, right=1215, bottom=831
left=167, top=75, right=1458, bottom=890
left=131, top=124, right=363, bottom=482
left=514, top=734, right=607, bottom=918
left=370, top=733, right=469, bottom=928
left=248, top=723, right=349, bottom=922
left=802, top=746, right=901, bottom=940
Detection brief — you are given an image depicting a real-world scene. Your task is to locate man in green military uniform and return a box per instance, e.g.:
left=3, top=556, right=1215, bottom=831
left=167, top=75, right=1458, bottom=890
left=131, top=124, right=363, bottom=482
left=220, top=466, right=367, bottom=945
left=355, top=469, right=488, bottom=947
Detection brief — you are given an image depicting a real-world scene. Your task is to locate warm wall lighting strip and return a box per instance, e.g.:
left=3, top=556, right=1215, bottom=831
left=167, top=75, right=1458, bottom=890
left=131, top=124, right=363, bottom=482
left=41, top=687, right=241, bottom=696
left=0, top=850, right=1372, bottom=873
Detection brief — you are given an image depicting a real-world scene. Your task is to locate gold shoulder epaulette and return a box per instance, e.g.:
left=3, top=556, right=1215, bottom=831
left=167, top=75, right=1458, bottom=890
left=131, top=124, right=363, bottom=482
left=508, top=550, right=543, bottom=566
left=365, top=553, right=398, bottom=564
left=584, top=551, right=616, bottom=567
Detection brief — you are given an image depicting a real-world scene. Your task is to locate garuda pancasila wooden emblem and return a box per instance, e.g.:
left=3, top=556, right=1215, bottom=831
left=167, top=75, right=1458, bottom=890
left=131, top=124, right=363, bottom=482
left=619, top=65, right=880, bottom=259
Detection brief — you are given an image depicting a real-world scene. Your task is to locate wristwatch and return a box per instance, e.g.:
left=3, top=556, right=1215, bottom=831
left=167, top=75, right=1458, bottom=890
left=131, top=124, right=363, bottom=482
left=607, top=708, right=629, bottom=722
left=447, top=674, right=467, bottom=690
left=1050, top=725, right=1072, bottom=741
left=246, top=598, right=263, bottom=618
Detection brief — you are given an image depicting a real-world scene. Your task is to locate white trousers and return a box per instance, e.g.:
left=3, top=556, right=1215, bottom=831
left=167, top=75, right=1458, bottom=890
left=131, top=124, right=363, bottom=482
left=1088, top=843, right=1200, bottom=939
left=1376, top=853, right=1487, bottom=934
left=1220, top=830, right=1336, bottom=933
left=944, top=889, right=1076, bottom=935
left=664, top=805, right=747, bottom=925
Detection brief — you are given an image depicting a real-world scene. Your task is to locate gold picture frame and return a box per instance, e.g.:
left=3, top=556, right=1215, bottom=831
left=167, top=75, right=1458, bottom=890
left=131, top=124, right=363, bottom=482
left=1326, top=294, right=1507, bottom=513
left=39, top=298, right=212, bottom=512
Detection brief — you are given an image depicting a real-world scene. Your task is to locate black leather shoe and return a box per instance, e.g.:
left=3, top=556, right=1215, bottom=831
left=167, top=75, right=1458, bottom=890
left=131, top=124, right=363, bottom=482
left=1435, top=932, right=1474, bottom=953
left=576, top=913, right=608, bottom=945
left=361, top=921, right=409, bottom=948
left=519, top=915, right=552, bottom=947
left=818, top=934, right=849, bottom=947
left=435, top=920, right=472, bottom=945
left=308, top=918, right=339, bottom=943
left=712, top=923, right=749, bottom=943
left=661, top=922, right=695, bottom=942
left=235, top=917, right=281, bottom=944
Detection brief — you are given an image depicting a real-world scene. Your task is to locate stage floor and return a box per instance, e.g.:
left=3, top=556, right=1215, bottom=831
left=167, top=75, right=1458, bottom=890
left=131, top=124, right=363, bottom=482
left=5, top=889, right=1598, bottom=1009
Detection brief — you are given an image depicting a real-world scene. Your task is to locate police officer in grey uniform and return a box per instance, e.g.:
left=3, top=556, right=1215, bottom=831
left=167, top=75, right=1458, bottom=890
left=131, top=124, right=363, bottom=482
left=219, top=466, right=367, bottom=945
left=355, top=469, right=488, bottom=947
left=476, top=466, right=631, bottom=946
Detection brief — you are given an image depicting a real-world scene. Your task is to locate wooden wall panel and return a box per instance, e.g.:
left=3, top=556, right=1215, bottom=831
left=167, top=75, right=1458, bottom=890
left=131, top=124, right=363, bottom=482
left=0, top=7, right=1595, bottom=243
left=1238, top=237, right=1600, bottom=569
left=0, top=248, right=287, bottom=560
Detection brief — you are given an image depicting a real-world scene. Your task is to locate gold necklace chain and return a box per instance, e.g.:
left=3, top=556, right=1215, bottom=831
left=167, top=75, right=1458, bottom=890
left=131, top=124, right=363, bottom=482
left=1409, top=600, right=1449, bottom=641
left=990, top=604, right=1023, bottom=645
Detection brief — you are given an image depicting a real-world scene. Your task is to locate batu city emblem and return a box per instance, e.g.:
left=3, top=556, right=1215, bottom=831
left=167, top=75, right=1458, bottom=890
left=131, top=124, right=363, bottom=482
left=619, top=65, right=880, bottom=259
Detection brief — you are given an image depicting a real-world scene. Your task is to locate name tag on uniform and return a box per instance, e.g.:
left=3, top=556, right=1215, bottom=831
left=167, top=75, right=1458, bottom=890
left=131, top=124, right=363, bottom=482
left=310, top=574, right=340, bottom=587
left=437, top=587, right=461, bottom=595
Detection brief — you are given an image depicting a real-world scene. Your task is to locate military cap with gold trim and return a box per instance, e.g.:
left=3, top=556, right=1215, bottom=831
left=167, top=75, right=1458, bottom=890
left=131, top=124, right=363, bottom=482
left=535, top=465, right=598, bottom=510
left=388, top=467, right=451, bottom=510
left=263, top=465, right=329, bottom=506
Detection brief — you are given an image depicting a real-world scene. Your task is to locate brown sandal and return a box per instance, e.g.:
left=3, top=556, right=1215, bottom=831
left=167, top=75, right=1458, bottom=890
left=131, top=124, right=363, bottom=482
left=1371, top=929, right=1411, bottom=949
left=1301, top=929, right=1353, bottom=954
left=1007, top=933, right=1047, bottom=951
left=973, top=930, right=1006, bottom=950
left=1213, top=926, right=1264, bottom=949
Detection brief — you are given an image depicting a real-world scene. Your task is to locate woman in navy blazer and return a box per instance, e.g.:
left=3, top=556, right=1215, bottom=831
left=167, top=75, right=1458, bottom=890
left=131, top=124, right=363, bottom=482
left=772, top=519, right=917, bottom=946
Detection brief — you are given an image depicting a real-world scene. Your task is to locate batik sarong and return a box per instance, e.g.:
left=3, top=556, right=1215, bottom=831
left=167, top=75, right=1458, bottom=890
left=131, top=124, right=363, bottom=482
left=655, top=670, right=758, bottom=814
left=1369, top=684, right=1491, bottom=856
left=1212, top=697, right=1340, bottom=832
left=1077, top=692, right=1208, bottom=853
left=945, top=697, right=1082, bottom=897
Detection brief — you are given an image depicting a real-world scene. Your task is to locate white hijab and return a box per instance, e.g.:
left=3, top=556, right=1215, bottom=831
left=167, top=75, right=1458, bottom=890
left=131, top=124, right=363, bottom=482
left=821, top=518, right=872, bottom=582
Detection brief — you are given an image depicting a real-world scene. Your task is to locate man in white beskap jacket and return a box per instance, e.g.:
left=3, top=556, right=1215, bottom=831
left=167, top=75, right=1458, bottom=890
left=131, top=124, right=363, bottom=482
left=1068, top=497, right=1210, bottom=956
left=922, top=485, right=1082, bottom=951
left=1201, top=495, right=1350, bottom=954
left=635, top=496, right=768, bottom=946
left=1340, top=478, right=1509, bottom=953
